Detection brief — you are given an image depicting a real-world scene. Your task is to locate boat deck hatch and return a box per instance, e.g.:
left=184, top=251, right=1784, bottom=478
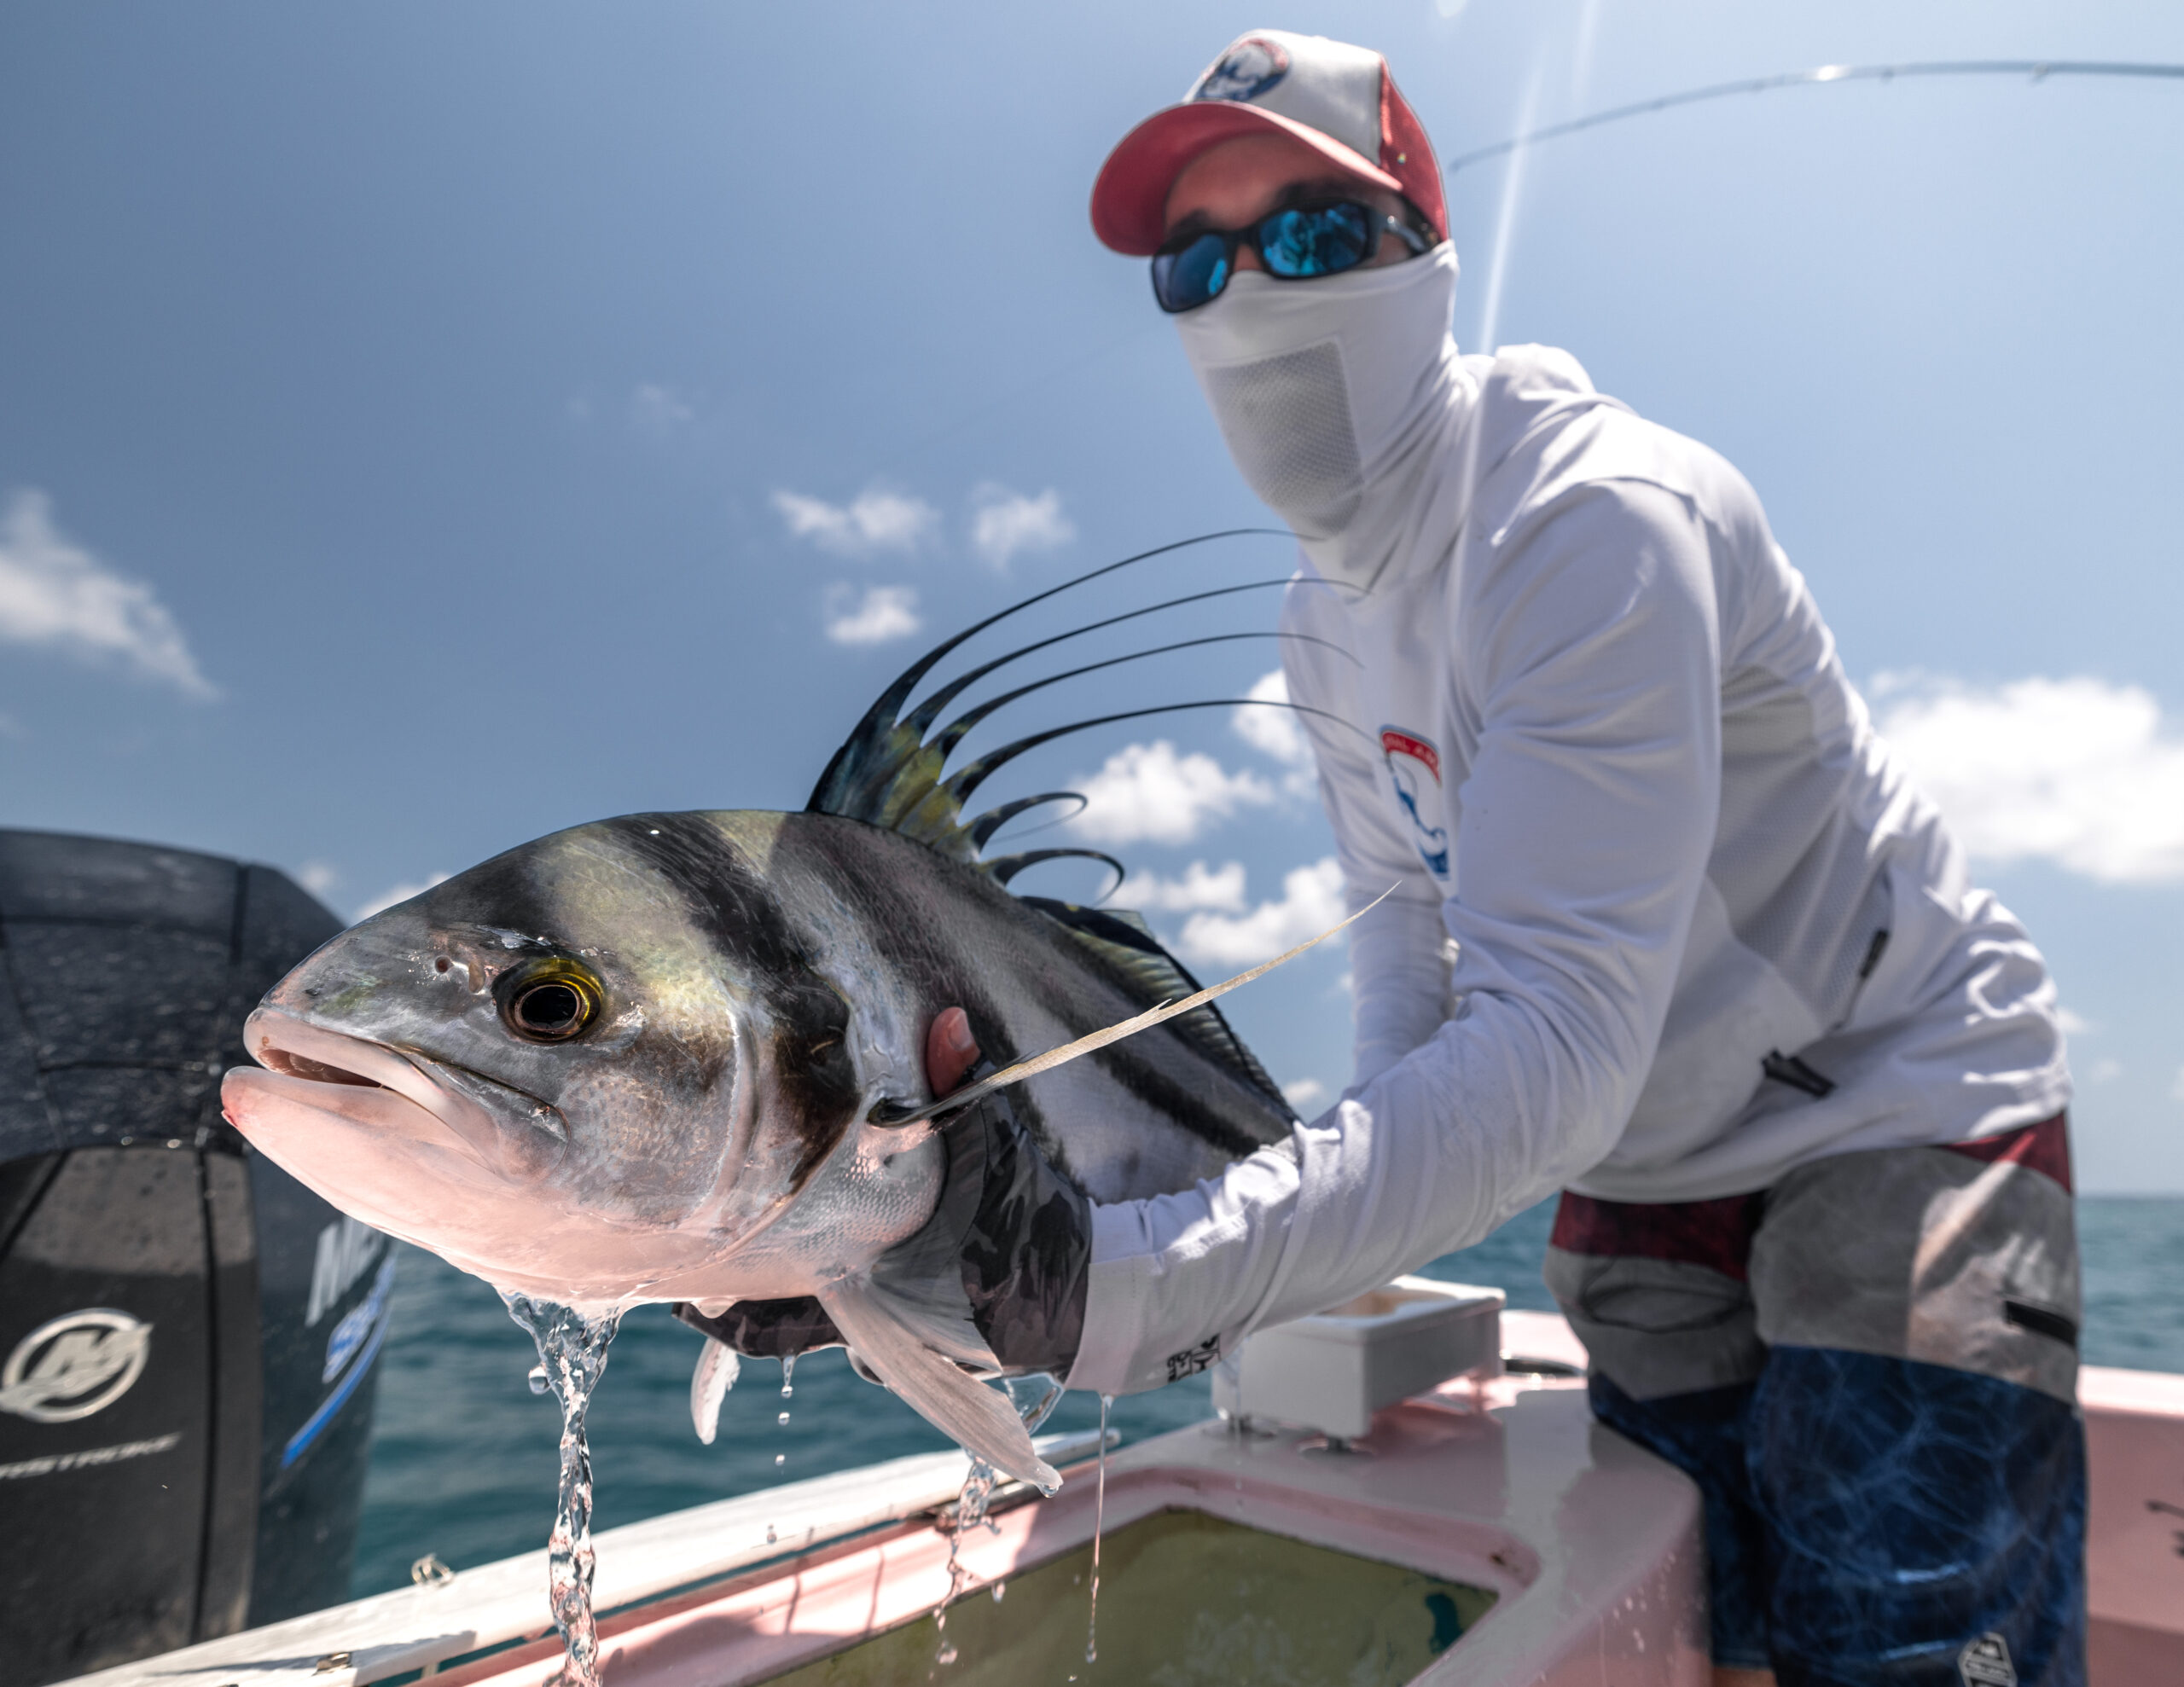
left=755, top=1507, right=1497, bottom=1686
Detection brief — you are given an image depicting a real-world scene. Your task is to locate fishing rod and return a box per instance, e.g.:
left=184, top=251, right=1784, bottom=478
left=1443, top=59, right=2184, bottom=177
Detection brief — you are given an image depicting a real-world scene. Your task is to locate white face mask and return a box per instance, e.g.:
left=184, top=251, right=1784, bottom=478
left=1176, top=242, right=1467, bottom=593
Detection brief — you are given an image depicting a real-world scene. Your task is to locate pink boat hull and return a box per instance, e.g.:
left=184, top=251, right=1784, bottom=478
left=61, top=1311, right=2184, bottom=1686
left=2082, top=1364, right=2184, bottom=1678
left=455, top=1319, right=2184, bottom=1687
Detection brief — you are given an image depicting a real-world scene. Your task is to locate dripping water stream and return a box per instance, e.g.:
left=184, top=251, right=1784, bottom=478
left=1085, top=1393, right=1112, bottom=1667
left=502, top=1292, right=624, bottom=1687
left=775, top=1353, right=794, bottom=1466
left=931, top=1459, right=996, bottom=1671
left=930, top=1374, right=1064, bottom=1673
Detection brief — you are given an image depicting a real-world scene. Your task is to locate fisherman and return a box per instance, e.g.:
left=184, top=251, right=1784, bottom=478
left=705, top=30, right=2086, bottom=1687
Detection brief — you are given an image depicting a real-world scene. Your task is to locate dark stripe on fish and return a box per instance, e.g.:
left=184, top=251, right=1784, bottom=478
left=973, top=908, right=1281, bottom=1160
left=607, top=814, right=861, bottom=1186
left=1077, top=1030, right=1274, bottom=1160
left=425, top=844, right=569, bottom=953
left=795, top=819, right=1283, bottom=1168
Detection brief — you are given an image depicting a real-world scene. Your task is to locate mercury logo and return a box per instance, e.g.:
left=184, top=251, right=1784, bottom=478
left=0, top=1309, right=153, bottom=1423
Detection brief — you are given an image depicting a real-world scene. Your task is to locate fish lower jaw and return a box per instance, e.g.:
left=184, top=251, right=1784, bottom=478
left=633, top=1255, right=841, bottom=1306
left=239, top=1007, right=572, bottom=1182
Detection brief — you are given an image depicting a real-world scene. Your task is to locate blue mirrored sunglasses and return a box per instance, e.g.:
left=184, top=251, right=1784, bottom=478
left=1150, top=200, right=1432, bottom=314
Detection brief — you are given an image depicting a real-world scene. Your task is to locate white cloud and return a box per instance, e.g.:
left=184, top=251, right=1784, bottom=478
left=822, top=583, right=921, bottom=646
left=1069, top=740, right=1274, bottom=846
left=1120, top=860, right=1249, bottom=913
left=2088, top=1058, right=2123, bottom=1085
left=355, top=872, right=449, bottom=923
left=2056, top=1006, right=2094, bottom=1036
left=774, top=486, right=938, bottom=557
left=0, top=490, right=216, bottom=698
left=1176, top=855, right=1345, bottom=967
left=1234, top=670, right=1309, bottom=764
left=297, top=861, right=340, bottom=898
left=1875, top=675, right=2184, bottom=884
left=970, top=485, right=1074, bottom=570
left=629, top=383, right=695, bottom=429
left=1282, top=1077, right=1328, bottom=1110
left=1233, top=669, right=1316, bottom=795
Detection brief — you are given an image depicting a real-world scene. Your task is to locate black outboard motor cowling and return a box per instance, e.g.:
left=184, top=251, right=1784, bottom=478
left=0, top=831, right=390, bottom=1684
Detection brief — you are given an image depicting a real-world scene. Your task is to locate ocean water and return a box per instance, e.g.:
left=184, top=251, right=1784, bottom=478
left=350, top=1196, right=2184, bottom=1598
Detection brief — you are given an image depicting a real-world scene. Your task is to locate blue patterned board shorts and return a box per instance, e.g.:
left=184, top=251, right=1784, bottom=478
left=1545, top=1114, right=2085, bottom=1685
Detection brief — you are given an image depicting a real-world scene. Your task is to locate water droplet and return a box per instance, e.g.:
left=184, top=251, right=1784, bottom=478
left=527, top=1365, right=549, bottom=1395
left=780, top=1354, right=796, bottom=1399
left=775, top=1452, right=786, bottom=1465
left=777, top=1410, right=791, bottom=1426
left=936, top=1644, right=957, bottom=1666
left=991, top=1581, right=1006, bottom=1602
left=765, top=1525, right=776, bottom=1544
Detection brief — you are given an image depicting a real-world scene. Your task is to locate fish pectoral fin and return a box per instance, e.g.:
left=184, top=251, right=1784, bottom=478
left=819, top=1279, right=1060, bottom=1493
left=690, top=1337, right=740, bottom=1446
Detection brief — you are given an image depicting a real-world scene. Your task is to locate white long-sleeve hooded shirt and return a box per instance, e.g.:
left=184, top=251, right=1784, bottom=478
left=1067, top=246, right=2067, bottom=1397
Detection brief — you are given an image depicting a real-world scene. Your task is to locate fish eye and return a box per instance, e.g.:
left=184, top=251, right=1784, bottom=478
left=495, top=959, right=603, bottom=1044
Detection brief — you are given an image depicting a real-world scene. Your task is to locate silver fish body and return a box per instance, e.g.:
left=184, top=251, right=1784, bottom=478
left=225, top=530, right=1329, bottom=1483
left=224, top=808, right=1292, bottom=1380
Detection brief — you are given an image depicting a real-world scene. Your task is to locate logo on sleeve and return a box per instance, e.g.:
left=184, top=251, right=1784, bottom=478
left=1165, top=1335, right=1221, bottom=1382
left=1192, top=37, right=1290, bottom=103
left=1380, top=728, right=1450, bottom=879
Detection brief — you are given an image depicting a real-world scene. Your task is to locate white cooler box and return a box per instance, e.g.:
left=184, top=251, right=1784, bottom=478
left=1215, top=1277, right=1506, bottom=1441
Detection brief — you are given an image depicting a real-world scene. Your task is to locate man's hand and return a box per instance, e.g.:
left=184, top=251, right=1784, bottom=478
left=673, top=1294, right=844, bottom=1360
left=868, top=1041, right=1090, bottom=1378
left=675, top=1007, right=1094, bottom=1377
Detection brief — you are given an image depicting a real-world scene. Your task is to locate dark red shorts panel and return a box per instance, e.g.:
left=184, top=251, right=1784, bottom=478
left=1941, top=1112, right=2072, bottom=1192
left=1548, top=1189, right=1767, bottom=1282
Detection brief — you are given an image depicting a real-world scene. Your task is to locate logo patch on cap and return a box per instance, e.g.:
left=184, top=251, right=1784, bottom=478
left=1192, top=36, right=1290, bottom=104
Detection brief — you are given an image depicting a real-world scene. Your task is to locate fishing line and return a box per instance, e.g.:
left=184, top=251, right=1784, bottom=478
left=870, top=886, right=1396, bottom=1127
left=1443, top=59, right=2184, bottom=177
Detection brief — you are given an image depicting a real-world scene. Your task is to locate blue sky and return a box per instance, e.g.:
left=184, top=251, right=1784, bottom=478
left=4, top=1, right=2180, bottom=1190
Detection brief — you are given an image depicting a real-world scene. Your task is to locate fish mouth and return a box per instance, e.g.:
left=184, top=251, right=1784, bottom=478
left=234, top=1008, right=566, bottom=1180
left=247, top=1012, right=432, bottom=1097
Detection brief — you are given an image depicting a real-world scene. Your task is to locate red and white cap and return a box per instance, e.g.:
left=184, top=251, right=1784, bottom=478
left=1091, top=30, right=1445, bottom=258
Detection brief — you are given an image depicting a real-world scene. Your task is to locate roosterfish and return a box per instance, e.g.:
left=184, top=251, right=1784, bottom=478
left=221, top=536, right=1357, bottom=1487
